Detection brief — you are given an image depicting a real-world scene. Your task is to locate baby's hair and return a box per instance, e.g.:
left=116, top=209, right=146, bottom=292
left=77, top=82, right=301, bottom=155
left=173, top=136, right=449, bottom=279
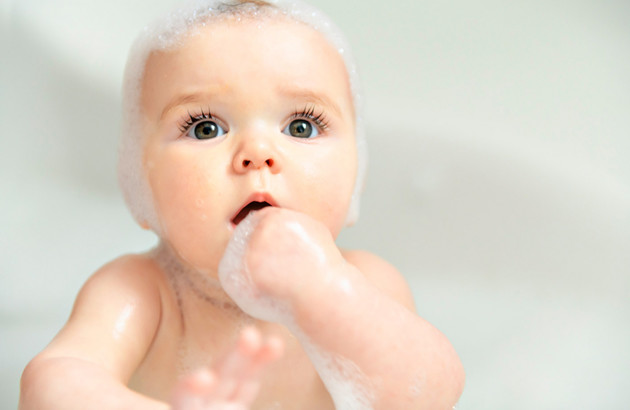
left=118, top=0, right=366, bottom=233
left=219, top=0, right=275, bottom=8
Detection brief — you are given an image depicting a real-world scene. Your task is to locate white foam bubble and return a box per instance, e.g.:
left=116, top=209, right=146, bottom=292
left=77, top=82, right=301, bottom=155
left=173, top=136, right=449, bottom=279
left=408, top=373, right=425, bottom=397
left=298, top=336, right=375, bottom=410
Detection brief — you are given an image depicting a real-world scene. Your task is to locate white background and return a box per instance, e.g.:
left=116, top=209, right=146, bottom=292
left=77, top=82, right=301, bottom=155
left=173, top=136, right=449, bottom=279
left=1, top=0, right=628, bottom=408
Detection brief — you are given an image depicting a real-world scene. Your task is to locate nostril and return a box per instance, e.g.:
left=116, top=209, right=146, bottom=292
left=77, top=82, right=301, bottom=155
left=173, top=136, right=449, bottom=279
left=239, top=158, right=274, bottom=169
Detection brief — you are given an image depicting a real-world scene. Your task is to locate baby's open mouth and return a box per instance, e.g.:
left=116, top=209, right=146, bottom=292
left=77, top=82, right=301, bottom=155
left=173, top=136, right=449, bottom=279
left=231, top=201, right=272, bottom=226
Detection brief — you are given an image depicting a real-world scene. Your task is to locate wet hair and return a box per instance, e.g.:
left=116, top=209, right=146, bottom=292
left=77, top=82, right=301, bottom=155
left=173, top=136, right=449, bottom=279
left=118, top=0, right=366, bottom=232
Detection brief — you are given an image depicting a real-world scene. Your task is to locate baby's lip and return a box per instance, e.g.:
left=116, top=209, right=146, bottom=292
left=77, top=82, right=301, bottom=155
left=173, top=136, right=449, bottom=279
left=230, top=193, right=278, bottom=227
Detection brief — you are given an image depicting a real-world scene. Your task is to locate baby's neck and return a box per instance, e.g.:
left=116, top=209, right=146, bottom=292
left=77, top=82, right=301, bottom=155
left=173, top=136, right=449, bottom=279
left=152, top=240, right=251, bottom=320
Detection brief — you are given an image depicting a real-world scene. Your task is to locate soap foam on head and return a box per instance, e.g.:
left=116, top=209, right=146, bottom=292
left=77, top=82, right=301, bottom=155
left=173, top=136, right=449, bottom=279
left=118, top=0, right=367, bottom=234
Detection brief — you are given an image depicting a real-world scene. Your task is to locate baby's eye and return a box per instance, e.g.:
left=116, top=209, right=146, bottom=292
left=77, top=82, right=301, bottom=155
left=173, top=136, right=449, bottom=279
left=188, top=120, right=226, bottom=140
left=283, top=119, right=319, bottom=139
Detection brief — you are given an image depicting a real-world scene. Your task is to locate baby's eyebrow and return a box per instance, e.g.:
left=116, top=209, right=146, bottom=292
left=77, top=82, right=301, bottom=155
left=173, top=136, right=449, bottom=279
left=160, top=88, right=344, bottom=120
left=278, top=87, right=343, bottom=118
left=160, top=92, right=212, bottom=120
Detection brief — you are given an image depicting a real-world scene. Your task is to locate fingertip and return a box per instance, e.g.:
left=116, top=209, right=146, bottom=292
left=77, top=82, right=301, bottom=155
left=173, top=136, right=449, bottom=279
left=239, top=326, right=262, bottom=354
left=171, top=368, right=216, bottom=408
left=254, top=336, right=284, bottom=366
left=188, top=368, right=216, bottom=392
left=240, top=325, right=259, bottom=340
left=267, top=336, right=285, bottom=359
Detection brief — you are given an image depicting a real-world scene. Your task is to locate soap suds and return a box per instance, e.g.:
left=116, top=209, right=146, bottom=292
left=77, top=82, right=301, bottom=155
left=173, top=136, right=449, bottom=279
left=409, top=373, right=426, bottom=397
left=298, top=336, right=375, bottom=410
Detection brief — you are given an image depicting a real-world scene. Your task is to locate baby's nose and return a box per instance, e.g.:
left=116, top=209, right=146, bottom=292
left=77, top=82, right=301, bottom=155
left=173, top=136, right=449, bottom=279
left=232, top=136, right=282, bottom=174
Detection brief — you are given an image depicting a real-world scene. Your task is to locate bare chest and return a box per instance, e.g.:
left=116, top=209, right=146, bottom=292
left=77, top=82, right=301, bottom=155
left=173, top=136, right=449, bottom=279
left=129, top=315, right=333, bottom=409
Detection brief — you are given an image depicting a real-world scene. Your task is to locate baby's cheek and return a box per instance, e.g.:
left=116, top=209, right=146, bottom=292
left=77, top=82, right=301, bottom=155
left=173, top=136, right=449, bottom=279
left=149, top=154, right=224, bottom=269
left=303, top=148, right=357, bottom=234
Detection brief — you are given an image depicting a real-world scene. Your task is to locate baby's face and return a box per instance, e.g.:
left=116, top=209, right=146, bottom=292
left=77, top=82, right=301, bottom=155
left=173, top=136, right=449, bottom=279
left=140, top=17, right=357, bottom=273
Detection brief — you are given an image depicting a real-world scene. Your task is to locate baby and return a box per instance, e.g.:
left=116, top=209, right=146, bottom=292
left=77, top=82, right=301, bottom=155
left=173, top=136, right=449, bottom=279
left=19, top=1, right=464, bottom=409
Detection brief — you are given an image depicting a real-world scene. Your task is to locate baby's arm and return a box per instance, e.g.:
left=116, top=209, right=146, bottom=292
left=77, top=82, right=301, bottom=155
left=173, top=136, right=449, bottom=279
left=220, top=208, right=465, bottom=409
left=20, top=255, right=282, bottom=410
left=19, top=255, right=169, bottom=410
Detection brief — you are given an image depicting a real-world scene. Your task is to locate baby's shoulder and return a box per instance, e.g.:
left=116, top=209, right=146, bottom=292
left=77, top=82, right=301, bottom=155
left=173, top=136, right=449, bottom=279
left=341, top=249, right=416, bottom=311
left=78, top=252, right=168, bottom=309
left=38, top=252, right=172, bottom=375
left=92, top=252, right=164, bottom=284
left=99, top=252, right=166, bottom=279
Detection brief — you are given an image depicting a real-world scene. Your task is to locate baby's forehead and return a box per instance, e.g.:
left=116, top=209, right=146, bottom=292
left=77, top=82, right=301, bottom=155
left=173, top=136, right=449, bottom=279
left=140, top=16, right=354, bottom=118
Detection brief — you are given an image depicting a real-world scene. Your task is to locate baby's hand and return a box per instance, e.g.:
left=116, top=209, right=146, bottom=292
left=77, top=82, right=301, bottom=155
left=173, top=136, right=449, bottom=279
left=171, top=326, right=283, bottom=410
left=219, top=207, right=345, bottom=322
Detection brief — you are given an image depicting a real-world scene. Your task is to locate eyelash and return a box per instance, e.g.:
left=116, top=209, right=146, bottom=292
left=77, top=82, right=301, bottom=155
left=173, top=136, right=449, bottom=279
left=177, top=105, right=330, bottom=134
left=178, top=108, right=215, bottom=134
left=291, top=105, right=330, bottom=131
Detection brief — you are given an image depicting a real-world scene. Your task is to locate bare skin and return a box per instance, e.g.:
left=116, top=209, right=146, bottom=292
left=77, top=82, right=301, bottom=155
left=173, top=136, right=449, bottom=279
left=221, top=207, right=465, bottom=409
left=20, top=17, right=464, bottom=410
left=171, top=327, right=284, bottom=410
